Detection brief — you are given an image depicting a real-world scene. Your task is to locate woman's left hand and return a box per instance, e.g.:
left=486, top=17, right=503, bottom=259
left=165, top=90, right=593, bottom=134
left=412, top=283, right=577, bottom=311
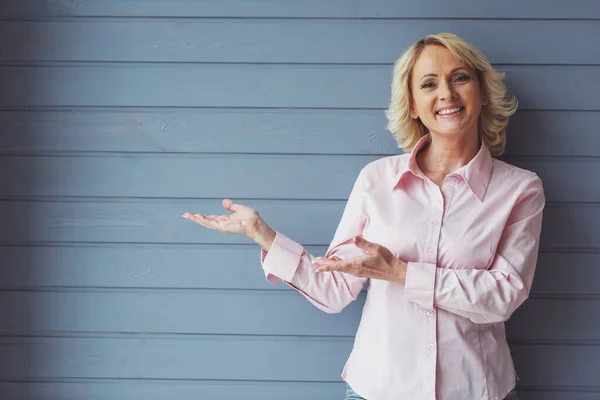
left=314, top=236, right=407, bottom=284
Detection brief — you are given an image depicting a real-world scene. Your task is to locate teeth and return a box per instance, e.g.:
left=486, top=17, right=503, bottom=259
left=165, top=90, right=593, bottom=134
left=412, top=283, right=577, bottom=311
left=437, top=107, right=463, bottom=115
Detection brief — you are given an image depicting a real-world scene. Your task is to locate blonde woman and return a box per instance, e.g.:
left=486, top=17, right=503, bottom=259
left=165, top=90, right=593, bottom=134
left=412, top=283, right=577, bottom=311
left=183, top=33, right=544, bottom=400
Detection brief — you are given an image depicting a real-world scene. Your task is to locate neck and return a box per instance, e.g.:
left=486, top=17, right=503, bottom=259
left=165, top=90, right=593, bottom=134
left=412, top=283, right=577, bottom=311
left=417, top=133, right=480, bottom=176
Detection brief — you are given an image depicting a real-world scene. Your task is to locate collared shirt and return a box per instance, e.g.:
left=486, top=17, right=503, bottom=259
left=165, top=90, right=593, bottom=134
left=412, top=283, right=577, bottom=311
left=260, top=134, right=545, bottom=400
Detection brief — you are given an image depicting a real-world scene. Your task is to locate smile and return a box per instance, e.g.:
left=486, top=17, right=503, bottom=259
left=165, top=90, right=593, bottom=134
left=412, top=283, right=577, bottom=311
left=436, top=107, right=465, bottom=116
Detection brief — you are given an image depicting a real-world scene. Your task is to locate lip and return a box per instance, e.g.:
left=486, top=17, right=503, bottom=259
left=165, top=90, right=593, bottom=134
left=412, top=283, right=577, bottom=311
left=436, top=105, right=465, bottom=113
left=436, top=105, right=465, bottom=117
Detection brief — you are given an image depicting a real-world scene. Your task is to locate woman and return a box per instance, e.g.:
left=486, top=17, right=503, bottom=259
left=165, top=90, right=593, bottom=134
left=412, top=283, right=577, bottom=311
left=183, top=33, right=544, bottom=400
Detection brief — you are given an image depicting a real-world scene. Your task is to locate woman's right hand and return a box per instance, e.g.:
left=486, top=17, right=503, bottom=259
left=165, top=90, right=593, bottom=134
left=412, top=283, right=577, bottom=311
left=182, top=199, right=276, bottom=251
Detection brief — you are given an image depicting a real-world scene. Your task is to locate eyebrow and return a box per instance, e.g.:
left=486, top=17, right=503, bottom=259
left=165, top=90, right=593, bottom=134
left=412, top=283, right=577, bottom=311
left=420, top=67, right=469, bottom=80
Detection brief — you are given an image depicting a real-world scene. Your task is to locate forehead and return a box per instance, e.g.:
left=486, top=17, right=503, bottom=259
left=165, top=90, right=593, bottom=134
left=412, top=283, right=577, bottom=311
left=412, top=45, right=471, bottom=76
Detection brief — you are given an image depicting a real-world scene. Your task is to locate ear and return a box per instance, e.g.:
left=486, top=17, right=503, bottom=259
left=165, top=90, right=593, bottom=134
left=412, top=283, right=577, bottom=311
left=410, top=102, right=419, bottom=119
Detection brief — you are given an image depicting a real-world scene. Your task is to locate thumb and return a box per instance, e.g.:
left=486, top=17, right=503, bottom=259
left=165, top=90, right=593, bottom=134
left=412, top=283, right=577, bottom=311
left=222, top=199, right=240, bottom=212
left=354, top=235, right=377, bottom=254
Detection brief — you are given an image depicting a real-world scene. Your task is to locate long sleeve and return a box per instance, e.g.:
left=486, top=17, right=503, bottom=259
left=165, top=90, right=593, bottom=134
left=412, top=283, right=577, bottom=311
left=405, top=173, right=546, bottom=323
left=260, top=168, right=369, bottom=314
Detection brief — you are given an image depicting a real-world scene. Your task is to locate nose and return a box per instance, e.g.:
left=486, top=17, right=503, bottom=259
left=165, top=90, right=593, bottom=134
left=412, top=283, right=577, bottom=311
left=439, top=80, right=457, bottom=101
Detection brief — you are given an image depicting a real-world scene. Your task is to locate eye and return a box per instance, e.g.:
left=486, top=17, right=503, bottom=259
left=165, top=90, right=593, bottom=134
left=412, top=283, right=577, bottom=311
left=453, top=74, right=470, bottom=83
left=420, top=81, right=436, bottom=89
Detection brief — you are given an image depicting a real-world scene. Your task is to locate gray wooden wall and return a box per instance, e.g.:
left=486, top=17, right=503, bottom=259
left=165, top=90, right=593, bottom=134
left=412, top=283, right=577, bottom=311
left=0, top=1, right=598, bottom=399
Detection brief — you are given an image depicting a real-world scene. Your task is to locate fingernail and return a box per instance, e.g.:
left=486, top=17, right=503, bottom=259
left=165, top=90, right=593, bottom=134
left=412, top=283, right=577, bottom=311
left=182, top=214, right=189, bottom=219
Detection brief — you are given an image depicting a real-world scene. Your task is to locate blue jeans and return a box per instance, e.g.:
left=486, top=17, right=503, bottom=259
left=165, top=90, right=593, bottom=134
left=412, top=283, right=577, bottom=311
left=345, top=384, right=519, bottom=399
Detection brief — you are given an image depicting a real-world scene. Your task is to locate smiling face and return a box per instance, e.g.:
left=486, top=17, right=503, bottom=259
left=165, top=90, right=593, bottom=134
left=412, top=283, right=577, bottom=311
left=410, top=45, right=485, bottom=141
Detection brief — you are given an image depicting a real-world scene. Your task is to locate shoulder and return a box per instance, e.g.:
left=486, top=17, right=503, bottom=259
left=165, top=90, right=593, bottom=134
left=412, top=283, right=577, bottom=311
left=491, top=158, right=545, bottom=201
left=359, top=153, right=410, bottom=187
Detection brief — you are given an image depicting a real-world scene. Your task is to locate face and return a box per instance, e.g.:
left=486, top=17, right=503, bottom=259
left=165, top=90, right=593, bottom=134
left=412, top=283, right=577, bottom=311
left=410, top=45, right=485, bottom=140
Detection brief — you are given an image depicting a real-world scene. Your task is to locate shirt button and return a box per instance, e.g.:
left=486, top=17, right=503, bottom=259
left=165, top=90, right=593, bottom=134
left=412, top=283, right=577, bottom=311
left=432, top=220, right=440, bottom=227
left=427, top=343, right=434, bottom=350
left=426, top=311, right=433, bottom=317
left=427, top=248, right=435, bottom=257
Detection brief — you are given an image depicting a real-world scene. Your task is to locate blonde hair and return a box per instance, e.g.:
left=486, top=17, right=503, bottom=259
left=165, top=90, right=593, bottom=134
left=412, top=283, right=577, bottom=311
left=385, top=33, right=518, bottom=156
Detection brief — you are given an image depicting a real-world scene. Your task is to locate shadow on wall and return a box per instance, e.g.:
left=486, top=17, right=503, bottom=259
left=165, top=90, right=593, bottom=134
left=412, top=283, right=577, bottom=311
left=0, top=16, right=48, bottom=398
left=500, top=85, right=593, bottom=394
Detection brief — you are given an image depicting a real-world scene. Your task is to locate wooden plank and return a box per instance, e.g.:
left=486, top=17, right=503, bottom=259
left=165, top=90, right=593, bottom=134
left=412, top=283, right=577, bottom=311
left=1, top=0, right=599, bottom=19
left=505, top=111, right=600, bottom=157
left=531, top=253, right=600, bottom=297
left=0, top=65, right=598, bottom=110
left=0, top=109, right=398, bottom=155
left=511, top=345, right=600, bottom=388
left=0, top=335, right=353, bottom=381
left=0, top=291, right=597, bottom=342
left=520, top=393, right=600, bottom=400
left=0, top=155, right=598, bottom=203
left=0, top=20, right=597, bottom=64
left=540, top=204, right=600, bottom=250
left=2, top=110, right=597, bottom=157
left=0, top=154, right=374, bottom=200
left=0, top=336, right=597, bottom=387
left=0, top=382, right=596, bottom=400
left=0, top=201, right=597, bottom=250
left=0, top=290, right=364, bottom=337
left=0, top=380, right=346, bottom=400
left=1, top=246, right=597, bottom=296
left=506, top=298, right=600, bottom=343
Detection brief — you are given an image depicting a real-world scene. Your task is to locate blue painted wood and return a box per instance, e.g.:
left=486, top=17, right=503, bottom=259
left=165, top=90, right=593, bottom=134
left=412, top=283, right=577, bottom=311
left=521, top=394, right=600, bottom=400
left=0, top=383, right=596, bottom=400
left=1, top=65, right=598, bottom=110
left=0, top=380, right=347, bottom=400
left=1, top=20, right=598, bottom=64
left=1, top=246, right=597, bottom=295
left=506, top=299, right=600, bottom=343
left=0, top=336, right=596, bottom=386
left=0, top=335, right=354, bottom=381
left=0, top=201, right=598, bottom=250
left=1, top=155, right=597, bottom=202
left=510, top=345, right=600, bottom=387
left=0, top=1, right=598, bottom=397
left=1, top=0, right=599, bottom=18
left=0, top=291, right=596, bottom=342
left=2, top=110, right=599, bottom=157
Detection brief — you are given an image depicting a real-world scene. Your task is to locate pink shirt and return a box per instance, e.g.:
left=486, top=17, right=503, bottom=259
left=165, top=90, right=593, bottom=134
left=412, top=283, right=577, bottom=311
left=260, top=134, right=545, bottom=400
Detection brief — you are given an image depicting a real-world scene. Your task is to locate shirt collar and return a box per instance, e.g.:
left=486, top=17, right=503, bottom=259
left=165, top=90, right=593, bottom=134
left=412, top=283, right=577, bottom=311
left=393, top=134, right=494, bottom=202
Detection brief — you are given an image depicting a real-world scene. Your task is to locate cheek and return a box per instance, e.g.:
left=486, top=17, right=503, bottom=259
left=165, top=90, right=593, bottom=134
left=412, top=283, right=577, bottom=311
left=463, top=85, right=483, bottom=106
left=413, top=95, right=435, bottom=116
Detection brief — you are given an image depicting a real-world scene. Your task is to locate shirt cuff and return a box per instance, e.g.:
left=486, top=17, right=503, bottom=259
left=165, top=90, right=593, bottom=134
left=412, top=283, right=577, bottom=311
left=260, top=232, right=304, bottom=286
left=404, top=262, right=436, bottom=311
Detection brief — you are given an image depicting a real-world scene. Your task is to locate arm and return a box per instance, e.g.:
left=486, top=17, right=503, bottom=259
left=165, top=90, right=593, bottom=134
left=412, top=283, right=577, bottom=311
left=258, top=169, right=369, bottom=314
left=405, top=173, right=545, bottom=323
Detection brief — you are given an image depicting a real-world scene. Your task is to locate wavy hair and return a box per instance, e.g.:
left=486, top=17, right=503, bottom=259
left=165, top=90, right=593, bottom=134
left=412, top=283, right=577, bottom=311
left=385, top=33, right=518, bottom=156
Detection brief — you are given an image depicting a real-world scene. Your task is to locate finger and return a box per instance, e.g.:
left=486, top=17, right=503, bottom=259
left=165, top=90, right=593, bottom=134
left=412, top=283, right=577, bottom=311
left=184, top=213, right=220, bottom=230
left=222, top=199, right=241, bottom=213
left=313, top=255, right=341, bottom=265
left=182, top=212, right=204, bottom=221
left=353, top=235, right=378, bottom=255
left=316, top=259, right=354, bottom=273
left=315, top=263, right=338, bottom=273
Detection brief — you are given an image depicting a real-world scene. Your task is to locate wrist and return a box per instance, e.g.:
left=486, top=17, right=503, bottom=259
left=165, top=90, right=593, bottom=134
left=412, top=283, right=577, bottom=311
left=250, top=219, right=276, bottom=252
left=393, top=259, right=408, bottom=284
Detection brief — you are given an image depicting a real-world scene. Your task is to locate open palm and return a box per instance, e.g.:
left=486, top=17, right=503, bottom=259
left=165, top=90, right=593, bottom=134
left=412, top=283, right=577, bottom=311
left=182, top=199, right=260, bottom=237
